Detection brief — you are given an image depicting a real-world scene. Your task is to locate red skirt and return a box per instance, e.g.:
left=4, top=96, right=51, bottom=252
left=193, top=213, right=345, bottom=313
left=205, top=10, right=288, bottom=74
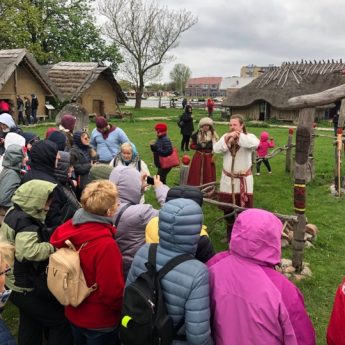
left=187, top=150, right=216, bottom=186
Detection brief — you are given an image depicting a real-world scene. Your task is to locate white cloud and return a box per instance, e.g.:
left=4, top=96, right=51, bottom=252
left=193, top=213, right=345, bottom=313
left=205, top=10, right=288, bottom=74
left=98, top=0, right=345, bottom=82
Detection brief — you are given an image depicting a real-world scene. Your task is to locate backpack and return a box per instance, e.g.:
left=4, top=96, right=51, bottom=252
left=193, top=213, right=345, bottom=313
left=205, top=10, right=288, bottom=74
left=120, top=243, right=193, bottom=345
left=46, top=240, right=97, bottom=307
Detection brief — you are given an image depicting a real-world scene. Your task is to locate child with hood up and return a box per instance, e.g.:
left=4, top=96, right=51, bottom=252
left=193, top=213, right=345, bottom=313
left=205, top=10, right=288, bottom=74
left=256, top=131, right=274, bottom=175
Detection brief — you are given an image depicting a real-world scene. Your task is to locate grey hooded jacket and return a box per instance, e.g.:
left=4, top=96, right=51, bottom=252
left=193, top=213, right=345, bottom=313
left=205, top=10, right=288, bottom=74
left=109, top=166, right=169, bottom=277
left=0, top=144, right=24, bottom=208
left=127, top=198, right=213, bottom=345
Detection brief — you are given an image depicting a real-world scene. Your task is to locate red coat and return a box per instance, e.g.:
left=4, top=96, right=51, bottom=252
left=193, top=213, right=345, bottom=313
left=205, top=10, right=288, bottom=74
left=50, top=219, right=124, bottom=329
left=327, top=277, right=345, bottom=345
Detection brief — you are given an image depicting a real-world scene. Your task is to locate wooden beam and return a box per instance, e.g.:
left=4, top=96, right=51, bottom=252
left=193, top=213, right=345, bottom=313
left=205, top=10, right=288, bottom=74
left=288, top=84, right=345, bottom=108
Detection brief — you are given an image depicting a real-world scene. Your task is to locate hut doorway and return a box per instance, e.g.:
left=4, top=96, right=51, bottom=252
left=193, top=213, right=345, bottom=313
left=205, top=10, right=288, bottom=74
left=92, top=100, right=105, bottom=117
left=259, top=101, right=270, bottom=121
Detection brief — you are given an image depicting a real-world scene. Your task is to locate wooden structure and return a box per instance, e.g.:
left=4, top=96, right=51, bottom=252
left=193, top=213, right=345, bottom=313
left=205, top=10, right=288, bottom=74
left=0, top=49, right=61, bottom=122
left=287, top=82, right=345, bottom=271
left=44, top=62, right=126, bottom=117
left=223, top=60, right=345, bottom=122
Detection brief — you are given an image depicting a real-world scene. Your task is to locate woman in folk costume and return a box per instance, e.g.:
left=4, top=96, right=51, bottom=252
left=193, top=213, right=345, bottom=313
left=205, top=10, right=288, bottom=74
left=187, top=117, right=219, bottom=186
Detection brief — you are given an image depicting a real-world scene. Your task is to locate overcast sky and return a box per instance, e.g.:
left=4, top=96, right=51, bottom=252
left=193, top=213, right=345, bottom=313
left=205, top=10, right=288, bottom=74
left=99, top=0, right=345, bottom=83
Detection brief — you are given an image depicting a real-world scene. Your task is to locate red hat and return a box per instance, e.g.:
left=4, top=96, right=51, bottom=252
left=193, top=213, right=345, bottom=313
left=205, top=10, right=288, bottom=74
left=154, top=123, right=167, bottom=133
left=60, top=114, right=76, bottom=132
left=45, top=127, right=58, bottom=139
left=96, top=116, right=108, bottom=129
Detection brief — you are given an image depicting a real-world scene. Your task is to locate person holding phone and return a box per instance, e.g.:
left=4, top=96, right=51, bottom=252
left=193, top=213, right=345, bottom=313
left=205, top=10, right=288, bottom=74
left=109, top=166, right=169, bottom=277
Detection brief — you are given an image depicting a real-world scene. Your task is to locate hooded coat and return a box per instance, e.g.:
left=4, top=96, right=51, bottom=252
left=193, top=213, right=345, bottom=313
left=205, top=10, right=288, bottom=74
left=50, top=208, right=124, bottom=329
left=127, top=198, right=213, bottom=345
left=0, top=180, right=56, bottom=292
left=0, top=145, right=24, bottom=208
left=207, top=209, right=315, bottom=345
left=109, top=166, right=169, bottom=277
left=22, top=140, right=69, bottom=232
left=256, top=131, right=275, bottom=158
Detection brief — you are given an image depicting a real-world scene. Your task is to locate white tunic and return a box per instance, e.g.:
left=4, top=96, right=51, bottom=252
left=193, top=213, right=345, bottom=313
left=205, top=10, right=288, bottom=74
left=213, top=133, right=259, bottom=194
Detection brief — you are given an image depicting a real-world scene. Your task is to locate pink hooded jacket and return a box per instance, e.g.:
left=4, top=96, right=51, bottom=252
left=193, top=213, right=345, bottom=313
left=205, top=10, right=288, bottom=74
left=207, top=209, right=315, bottom=345
left=256, top=131, right=274, bottom=158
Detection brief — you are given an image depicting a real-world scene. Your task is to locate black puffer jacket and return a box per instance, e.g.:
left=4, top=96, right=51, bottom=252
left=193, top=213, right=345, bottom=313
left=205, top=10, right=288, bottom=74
left=179, top=106, right=194, bottom=135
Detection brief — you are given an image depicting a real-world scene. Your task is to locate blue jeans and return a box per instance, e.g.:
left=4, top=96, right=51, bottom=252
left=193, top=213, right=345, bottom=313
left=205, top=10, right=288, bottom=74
left=71, top=324, right=120, bottom=345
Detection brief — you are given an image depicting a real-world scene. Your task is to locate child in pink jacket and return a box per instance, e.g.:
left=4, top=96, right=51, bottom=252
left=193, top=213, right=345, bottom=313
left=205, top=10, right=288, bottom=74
left=256, top=131, right=274, bottom=175
left=207, top=209, right=315, bottom=345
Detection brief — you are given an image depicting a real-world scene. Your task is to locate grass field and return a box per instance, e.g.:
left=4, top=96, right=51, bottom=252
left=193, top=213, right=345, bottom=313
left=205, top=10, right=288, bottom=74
left=3, top=107, right=343, bottom=344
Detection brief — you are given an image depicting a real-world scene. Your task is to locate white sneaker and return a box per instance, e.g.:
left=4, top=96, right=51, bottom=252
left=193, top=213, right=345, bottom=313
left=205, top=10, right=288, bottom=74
left=256, top=173, right=260, bottom=176
left=268, top=171, right=272, bottom=174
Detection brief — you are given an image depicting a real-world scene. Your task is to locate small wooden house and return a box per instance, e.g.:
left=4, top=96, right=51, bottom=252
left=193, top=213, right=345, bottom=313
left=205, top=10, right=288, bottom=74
left=45, top=62, right=126, bottom=117
left=0, top=49, right=61, bottom=121
left=223, top=60, right=345, bottom=122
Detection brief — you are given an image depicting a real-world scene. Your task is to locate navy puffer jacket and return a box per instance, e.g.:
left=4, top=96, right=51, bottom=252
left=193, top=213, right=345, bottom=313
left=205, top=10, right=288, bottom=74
left=126, top=198, right=213, bottom=345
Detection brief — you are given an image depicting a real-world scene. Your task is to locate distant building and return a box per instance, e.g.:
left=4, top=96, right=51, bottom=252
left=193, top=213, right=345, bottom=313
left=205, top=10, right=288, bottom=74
left=240, top=64, right=273, bottom=78
left=219, top=77, right=255, bottom=97
left=185, top=77, right=222, bottom=98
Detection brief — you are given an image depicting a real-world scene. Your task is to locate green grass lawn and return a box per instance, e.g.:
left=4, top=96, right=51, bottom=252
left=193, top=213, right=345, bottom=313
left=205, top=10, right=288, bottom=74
left=3, top=109, right=343, bottom=344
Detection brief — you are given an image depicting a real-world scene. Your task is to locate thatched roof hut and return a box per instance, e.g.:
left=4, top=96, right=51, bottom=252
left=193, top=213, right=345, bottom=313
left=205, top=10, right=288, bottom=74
left=223, top=60, right=345, bottom=122
left=44, top=62, right=126, bottom=117
left=0, top=48, right=61, bottom=120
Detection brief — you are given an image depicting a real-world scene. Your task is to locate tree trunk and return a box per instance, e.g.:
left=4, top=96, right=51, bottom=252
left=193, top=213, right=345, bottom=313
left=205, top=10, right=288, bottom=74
left=135, top=89, right=142, bottom=109
left=292, top=107, right=314, bottom=272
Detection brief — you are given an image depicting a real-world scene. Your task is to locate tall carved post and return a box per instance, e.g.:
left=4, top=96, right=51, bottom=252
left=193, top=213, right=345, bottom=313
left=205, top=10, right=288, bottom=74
left=285, top=128, right=294, bottom=172
left=292, top=108, right=315, bottom=272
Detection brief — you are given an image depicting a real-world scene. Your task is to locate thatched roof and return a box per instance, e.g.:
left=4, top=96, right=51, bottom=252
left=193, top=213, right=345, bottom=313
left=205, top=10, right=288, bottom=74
left=224, top=60, right=345, bottom=109
left=45, top=62, right=126, bottom=103
left=0, top=49, right=62, bottom=98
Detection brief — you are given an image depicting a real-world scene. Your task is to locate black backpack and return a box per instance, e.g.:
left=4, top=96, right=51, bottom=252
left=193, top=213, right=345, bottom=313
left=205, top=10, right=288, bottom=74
left=120, top=244, right=193, bottom=345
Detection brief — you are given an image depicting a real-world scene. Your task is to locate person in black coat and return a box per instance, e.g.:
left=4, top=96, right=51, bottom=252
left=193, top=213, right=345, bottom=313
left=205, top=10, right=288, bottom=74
left=150, top=123, right=173, bottom=184
left=178, top=104, right=194, bottom=151
left=21, top=140, right=71, bottom=237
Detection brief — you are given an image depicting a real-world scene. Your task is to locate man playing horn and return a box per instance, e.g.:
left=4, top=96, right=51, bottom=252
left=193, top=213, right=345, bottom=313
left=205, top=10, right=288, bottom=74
left=213, top=114, right=259, bottom=240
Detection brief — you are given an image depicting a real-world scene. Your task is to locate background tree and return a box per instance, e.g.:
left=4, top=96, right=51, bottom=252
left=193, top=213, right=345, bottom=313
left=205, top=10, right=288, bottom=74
left=169, top=63, right=191, bottom=96
left=0, top=0, right=122, bottom=71
left=99, top=0, right=197, bottom=108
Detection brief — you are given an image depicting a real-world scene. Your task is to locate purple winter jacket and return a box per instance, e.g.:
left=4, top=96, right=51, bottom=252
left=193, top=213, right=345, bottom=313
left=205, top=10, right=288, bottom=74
left=207, top=209, right=315, bottom=345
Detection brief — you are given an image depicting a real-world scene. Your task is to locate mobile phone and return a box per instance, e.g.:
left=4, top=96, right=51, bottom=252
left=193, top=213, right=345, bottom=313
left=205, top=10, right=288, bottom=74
left=146, top=176, right=154, bottom=185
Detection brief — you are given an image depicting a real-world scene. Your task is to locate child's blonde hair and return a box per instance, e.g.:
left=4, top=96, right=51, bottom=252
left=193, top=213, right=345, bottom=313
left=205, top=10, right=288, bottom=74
left=81, top=180, right=118, bottom=216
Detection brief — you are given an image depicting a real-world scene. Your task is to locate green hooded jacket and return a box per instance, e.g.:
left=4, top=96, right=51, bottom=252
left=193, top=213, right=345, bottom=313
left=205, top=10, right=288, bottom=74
left=0, top=179, right=56, bottom=292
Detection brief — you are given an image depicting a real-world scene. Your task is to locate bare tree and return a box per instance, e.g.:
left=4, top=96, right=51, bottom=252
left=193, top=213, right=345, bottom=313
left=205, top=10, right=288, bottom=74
left=170, top=63, right=191, bottom=95
left=99, top=0, right=197, bottom=108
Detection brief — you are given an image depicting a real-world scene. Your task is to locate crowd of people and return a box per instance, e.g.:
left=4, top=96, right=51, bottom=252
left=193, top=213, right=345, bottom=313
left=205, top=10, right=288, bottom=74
left=0, top=107, right=340, bottom=345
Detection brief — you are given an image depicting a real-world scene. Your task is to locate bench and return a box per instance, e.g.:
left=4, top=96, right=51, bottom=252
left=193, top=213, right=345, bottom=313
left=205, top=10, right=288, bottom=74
left=37, top=115, right=48, bottom=122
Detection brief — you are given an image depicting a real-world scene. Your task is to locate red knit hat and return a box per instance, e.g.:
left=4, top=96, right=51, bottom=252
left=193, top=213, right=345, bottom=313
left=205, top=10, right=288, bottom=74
left=154, top=123, right=167, bottom=133
left=96, top=116, right=108, bottom=129
left=60, top=114, right=76, bottom=132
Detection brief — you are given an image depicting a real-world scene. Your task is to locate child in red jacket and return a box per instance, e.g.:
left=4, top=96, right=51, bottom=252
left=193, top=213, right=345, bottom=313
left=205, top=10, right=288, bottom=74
left=256, top=131, right=275, bottom=176
left=50, top=180, right=124, bottom=345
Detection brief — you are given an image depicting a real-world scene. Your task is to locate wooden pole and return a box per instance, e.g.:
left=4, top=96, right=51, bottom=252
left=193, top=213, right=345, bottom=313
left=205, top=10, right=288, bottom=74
left=285, top=128, right=294, bottom=172
left=335, top=99, right=345, bottom=194
left=292, top=108, right=315, bottom=272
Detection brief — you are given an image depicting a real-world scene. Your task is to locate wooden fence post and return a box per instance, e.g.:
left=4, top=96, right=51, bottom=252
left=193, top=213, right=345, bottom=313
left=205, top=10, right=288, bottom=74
left=292, top=108, right=314, bottom=272
left=285, top=128, right=294, bottom=172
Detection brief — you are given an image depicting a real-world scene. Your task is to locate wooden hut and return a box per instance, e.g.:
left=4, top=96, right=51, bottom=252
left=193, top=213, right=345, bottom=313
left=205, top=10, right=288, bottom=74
left=45, top=62, right=126, bottom=117
left=0, top=49, right=61, bottom=121
left=223, top=60, right=345, bottom=122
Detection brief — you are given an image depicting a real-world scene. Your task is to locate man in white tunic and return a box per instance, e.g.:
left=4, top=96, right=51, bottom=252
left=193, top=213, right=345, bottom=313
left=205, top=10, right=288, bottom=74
left=213, top=114, right=259, bottom=239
